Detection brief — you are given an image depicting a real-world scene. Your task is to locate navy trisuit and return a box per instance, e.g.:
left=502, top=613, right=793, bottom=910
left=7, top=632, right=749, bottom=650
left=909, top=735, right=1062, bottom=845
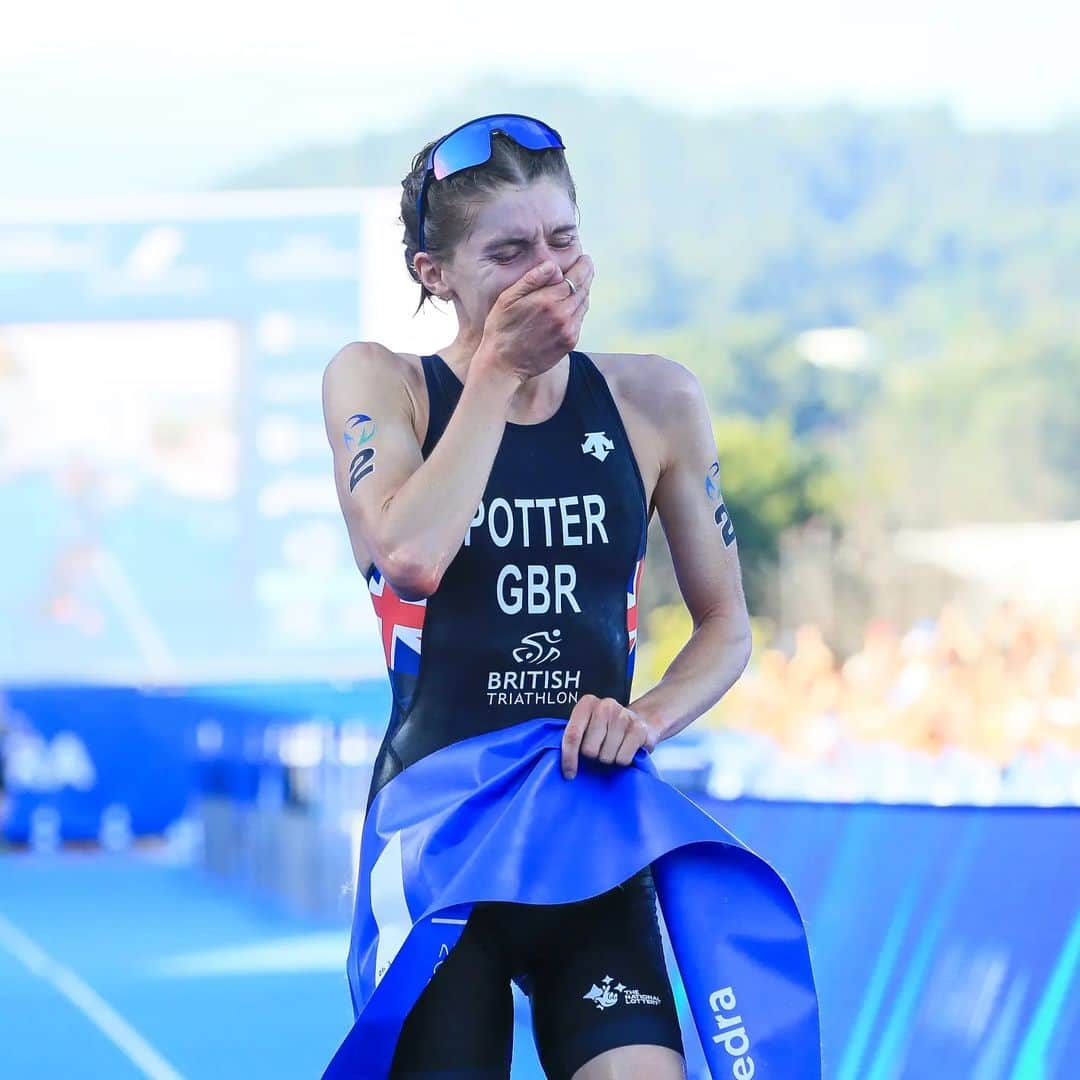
left=363, top=350, right=684, bottom=1078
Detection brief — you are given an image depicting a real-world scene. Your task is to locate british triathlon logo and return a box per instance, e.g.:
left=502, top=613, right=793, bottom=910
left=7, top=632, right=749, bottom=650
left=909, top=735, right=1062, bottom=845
left=583, top=974, right=661, bottom=1010
left=581, top=431, right=615, bottom=462
left=511, top=629, right=562, bottom=664
left=488, top=630, right=581, bottom=706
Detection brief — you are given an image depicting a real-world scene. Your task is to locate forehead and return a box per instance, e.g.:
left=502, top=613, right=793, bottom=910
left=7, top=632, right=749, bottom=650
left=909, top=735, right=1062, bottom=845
left=467, top=178, right=577, bottom=243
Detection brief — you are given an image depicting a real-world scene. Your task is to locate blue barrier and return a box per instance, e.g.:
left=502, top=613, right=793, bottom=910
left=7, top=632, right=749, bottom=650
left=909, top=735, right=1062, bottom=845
left=687, top=797, right=1080, bottom=1079
left=1, top=685, right=195, bottom=842
left=1, top=682, right=1077, bottom=1075
left=0, top=680, right=385, bottom=842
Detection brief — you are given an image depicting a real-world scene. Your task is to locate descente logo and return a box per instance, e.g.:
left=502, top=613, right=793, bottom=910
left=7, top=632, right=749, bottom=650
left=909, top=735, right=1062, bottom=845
left=710, top=985, right=755, bottom=1078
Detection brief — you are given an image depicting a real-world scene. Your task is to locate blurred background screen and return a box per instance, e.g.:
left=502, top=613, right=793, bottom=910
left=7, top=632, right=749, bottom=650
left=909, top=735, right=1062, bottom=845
left=3, top=317, right=241, bottom=680
left=0, top=194, right=414, bottom=684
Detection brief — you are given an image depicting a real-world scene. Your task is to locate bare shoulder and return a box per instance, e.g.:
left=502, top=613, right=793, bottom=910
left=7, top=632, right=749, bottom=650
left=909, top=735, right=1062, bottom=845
left=324, top=340, right=418, bottom=391
left=585, top=349, right=699, bottom=458
left=587, top=350, right=698, bottom=418
left=585, top=350, right=699, bottom=516
left=323, top=341, right=427, bottom=439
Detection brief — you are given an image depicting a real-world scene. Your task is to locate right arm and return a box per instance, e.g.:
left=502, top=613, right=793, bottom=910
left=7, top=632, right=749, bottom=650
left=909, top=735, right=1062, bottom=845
left=322, top=254, right=594, bottom=601
left=321, top=341, right=522, bottom=601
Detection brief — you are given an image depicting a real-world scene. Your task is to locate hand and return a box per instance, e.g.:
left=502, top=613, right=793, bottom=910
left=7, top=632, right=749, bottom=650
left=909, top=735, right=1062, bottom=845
left=477, top=253, right=594, bottom=383
left=560, top=694, right=660, bottom=780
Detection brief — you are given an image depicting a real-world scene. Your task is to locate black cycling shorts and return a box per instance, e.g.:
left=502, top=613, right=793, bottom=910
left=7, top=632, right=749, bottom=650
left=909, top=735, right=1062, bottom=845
left=388, top=864, right=685, bottom=1079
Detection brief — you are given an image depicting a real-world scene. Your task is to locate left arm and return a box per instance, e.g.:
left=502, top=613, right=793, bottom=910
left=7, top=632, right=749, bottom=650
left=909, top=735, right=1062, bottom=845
left=560, top=357, right=752, bottom=778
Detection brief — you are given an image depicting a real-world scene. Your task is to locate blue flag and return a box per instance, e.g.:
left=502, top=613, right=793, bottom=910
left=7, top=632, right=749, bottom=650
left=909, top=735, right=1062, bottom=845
left=323, top=717, right=821, bottom=1078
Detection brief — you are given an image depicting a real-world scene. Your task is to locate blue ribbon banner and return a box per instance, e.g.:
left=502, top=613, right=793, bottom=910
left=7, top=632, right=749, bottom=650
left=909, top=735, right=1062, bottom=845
left=323, top=717, right=822, bottom=1078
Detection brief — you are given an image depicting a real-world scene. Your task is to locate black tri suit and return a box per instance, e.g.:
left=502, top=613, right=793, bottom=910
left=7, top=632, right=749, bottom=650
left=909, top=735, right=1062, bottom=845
left=363, top=349, right=684, bottom=1079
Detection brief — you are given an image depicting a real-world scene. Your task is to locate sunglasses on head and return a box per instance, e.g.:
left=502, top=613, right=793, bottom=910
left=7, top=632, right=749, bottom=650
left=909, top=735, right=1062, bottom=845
left=415, top=113, right=566, bottom=253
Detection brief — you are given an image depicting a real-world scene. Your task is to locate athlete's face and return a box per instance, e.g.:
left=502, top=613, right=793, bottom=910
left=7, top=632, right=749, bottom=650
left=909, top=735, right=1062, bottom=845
left=436, top=176, right=582, bottom=328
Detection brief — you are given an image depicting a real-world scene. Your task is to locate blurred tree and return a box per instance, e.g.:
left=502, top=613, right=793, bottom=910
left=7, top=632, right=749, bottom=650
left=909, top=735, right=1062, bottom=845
left=230, top=82, right=1080, bottom=640
left=847, top=334, right=1080, bottom=526
left=640, top=410, right=843, bottom=668
left=712, top=414, right=843, bottom=610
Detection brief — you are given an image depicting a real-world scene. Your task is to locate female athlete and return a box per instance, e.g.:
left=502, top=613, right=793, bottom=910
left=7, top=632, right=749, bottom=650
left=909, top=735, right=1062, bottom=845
left=322, top=113, right=752, bottom=1079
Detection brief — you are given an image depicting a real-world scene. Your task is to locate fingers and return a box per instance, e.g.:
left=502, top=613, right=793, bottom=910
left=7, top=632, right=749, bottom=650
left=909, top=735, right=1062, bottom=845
left=613, top=715, right=652, bottom=766
left=558, top=255, right=595, bottom=307
left=561, top=695, right=594, bottom=779
left=562, top=696, right=652, bottom=779
left=549, top=262, right=592, bottom=354
left=502, top=256, right=593, bottom=321
left=503, top=259, right=565, bottom=306
left=567, top=286, right=590, bottom=335
left=578, top=698, right=612, bottom=761
left=559, top=262, right=593, bottom=343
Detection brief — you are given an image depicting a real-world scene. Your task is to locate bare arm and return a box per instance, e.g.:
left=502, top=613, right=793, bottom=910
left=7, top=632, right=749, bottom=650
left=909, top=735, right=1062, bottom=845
left=628, top=357, right=753, bottom=741
left=558, top=356, right=754, bottom=779
left=321, top=341, right=521, bottom=600
left=323, top=256, right=594, bottom=600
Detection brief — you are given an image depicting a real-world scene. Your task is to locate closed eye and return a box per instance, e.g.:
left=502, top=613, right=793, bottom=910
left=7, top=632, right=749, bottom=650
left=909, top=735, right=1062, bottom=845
left=491, top=238, right=576, bottom=263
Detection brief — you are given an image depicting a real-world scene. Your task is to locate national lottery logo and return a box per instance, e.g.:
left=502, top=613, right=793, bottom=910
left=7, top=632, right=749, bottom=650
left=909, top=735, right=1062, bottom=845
left=512, top=629, right=562, bottom=664
left=583, top=973, right=661, bottom=1010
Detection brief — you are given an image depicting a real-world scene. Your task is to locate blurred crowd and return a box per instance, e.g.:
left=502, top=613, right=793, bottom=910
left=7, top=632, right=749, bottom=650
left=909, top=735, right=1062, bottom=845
left=700, top=599, right=1080, bottom=804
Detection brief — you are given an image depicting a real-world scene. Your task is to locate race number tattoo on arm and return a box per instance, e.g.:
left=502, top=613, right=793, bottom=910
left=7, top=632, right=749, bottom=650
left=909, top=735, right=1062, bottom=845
left=343, top=413, right=377, bottom=493
left=349, top=448, right=375, bottom=492
left=704, top=459, right=737, bottom=547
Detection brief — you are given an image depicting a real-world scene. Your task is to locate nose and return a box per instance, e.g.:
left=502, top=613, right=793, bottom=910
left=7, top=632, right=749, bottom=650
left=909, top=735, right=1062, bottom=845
left=532, top=237, right=572, bottom=272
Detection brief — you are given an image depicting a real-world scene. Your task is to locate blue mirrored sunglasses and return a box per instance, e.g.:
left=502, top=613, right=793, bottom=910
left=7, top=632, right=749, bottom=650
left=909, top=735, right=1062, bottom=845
left=415, top=113, right=566, bottom=253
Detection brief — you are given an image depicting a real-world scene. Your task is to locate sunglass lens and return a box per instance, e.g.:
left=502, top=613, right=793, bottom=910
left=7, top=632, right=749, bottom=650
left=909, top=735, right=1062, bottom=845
left=432, top=123, right=493, bottom=180
left=492, top=116, right=564, bottom=151
left=432, top=116, right=564, bottom=179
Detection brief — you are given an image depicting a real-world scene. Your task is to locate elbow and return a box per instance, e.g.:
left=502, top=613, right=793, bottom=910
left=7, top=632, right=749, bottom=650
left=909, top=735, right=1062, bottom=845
left=699, top=604, right=753, bottom=667
left=734, top=611, right=753, bottom=668
left=365, top=493, right=441, bottom=599
left=380, top=545, right=441, bottom=600
left=739, top=632, right=753, bottom=672
left=710, top=609, right=752, bottom=673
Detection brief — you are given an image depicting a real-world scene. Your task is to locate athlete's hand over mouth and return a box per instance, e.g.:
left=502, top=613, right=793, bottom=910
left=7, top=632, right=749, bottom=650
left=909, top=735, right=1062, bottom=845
left=476, top=254, right=594, bottom=384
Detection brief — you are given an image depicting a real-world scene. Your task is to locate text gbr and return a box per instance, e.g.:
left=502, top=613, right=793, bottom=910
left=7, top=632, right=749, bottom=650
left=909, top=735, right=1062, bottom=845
left=465, top=494, right=609, bottom=616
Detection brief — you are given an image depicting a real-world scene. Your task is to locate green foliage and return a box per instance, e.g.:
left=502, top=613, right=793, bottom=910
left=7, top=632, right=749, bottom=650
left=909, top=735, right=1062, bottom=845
left=223, top=82, right=1080, bottom=340
left=225, top=79, right=1080, bottom=584
left=711, top=413, right=842, bottom=610
left=850, top=333, right=1080, bottom=525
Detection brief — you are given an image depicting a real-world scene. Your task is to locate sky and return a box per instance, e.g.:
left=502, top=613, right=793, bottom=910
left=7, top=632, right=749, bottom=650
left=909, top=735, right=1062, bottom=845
left=2, top=0, right=1078, bottom=197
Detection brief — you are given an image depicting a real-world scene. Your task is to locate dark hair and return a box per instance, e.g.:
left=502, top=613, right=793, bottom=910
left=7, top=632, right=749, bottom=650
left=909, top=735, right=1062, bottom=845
left=399, top=129, right=578, bottom=315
